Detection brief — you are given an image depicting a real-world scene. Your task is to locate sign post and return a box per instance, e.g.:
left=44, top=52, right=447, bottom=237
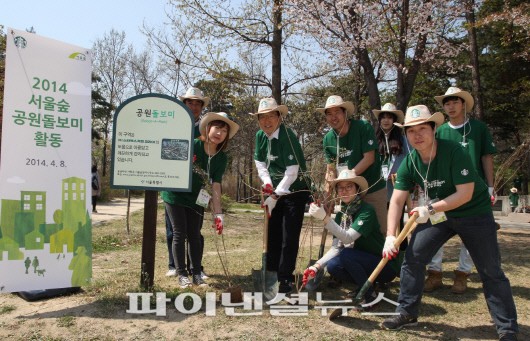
left=111, top=94, right=194, bottom=290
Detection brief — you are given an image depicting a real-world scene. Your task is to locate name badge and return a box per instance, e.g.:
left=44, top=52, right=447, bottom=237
left=430, top=211, right=447, bottom=225
left=196, top=188, right=211, bottom=208
left=381, top=165, right=390, bottom=180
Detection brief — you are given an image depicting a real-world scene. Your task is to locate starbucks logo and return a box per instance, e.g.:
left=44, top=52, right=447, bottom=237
left=411, top=109, right=420, bottom=118
left=14, top=36, right=27, bottom=48
left=461, top=169, right=469, bottom=176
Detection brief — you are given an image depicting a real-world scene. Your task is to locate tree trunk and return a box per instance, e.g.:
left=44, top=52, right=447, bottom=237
left=271, top=0, right=283, bottom=103
left=357, top=48, right=381, bottom=123
left=465, top=0, right=483, bottom=119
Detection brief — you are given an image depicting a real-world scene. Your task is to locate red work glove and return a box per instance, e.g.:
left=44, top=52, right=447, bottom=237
left=262, top=183, right=274, bottom=195
left=213, top=214, right=224, bottom=235
left=302, top=265, right=319, bottom=287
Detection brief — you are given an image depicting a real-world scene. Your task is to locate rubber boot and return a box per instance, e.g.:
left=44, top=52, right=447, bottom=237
left=451, top=270, right=469, bottom=294
left=424, top=270, right=443, bottom=292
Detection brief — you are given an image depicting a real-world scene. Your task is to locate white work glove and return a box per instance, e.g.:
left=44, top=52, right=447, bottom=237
left=488, top=187, right=497, bottom=206
left=213, top=214, right=224, bottom=235
left=410, top=206, right=430, bottom=224
left=382, top=236, right=398, bottom=260
left=263, top=196, right=277, bottom=217
left=309, top=203, right=327, bottom=221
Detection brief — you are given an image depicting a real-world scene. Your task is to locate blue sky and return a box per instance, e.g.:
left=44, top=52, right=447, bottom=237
left=0, top=0, right=170, bottom=49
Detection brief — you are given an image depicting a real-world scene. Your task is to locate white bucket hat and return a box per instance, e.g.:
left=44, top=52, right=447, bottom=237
left=249, top=97, right=288, bottom=116
left=510, top=187, right=518, bottom=193
left=328, top=169, right=368, bottom=197
left=316, top=95, right=355, bottom=115
left=178, top=87, right=210, bottom=108
left=200, top=112, right=240, bottom=139
left=372, top=103, right=405, bottom=124
left=434, top=87, right=474, bottom=112
left=394, top=105, right=444, bottom=128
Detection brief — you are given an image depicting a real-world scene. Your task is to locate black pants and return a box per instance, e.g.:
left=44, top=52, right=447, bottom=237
left=267, top=190, right=310, bottom=282
left=165, top=203, right=204, bottom=276
left=92, top=195, right=97, bottom=212
left=165, top=209, right=204, bottom=272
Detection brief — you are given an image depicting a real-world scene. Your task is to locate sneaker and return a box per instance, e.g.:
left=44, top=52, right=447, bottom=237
left=381, top=313, right=418, bottom=331
left=192, top=274, right=208, bottom=287
left=178, top=275, right=192, bottom=288
left=499, top=333, right=518, bottom=341
left=201, top=270, right=209, bottom=280
left=165, top=269, right=177, bottom=277
left=278, top=280, right=294, bottom=294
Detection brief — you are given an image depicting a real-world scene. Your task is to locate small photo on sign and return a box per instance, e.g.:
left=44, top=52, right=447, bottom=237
left=161, top=139, right=189, bottom=160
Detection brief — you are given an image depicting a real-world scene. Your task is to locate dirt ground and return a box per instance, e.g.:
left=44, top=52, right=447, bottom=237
left=0, top=212, right=529, bottom=341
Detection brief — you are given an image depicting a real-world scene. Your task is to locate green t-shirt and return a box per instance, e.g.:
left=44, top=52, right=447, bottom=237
left=394, top=139, right=491, bottom=218
left=334, top=201, right=402, bottom=273
left=161, top=139, right=227, bottom=209
left=254, top=124, right=309, bottom=192
left=194, top=123, right=201, bottom=138
left=509, top=193, right=519, bottom=207
left=436, top=119, right=496, bottom=182
left=323, top=119, right=384, bottom=193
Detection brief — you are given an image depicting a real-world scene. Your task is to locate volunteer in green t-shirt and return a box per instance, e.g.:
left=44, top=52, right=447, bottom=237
left=161, top=112, right=239, bottom=289
left=319, top=95, right=387, bottom=236
left=423, top=87, right=498, bottom=294
left=380, top=105, right=518, bottom=341
left=165, top=87, right=211, bottom=279
left=509, top=187, right=519, bottom=212
left=251, top=97, right=310, bottom=295
left=304, top=171, right=402, bottom=311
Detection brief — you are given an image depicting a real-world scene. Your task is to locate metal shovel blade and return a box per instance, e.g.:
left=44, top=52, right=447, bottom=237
left=252, top=194, right=279, bottom=303
left=252, top=267, right=278, bottom=302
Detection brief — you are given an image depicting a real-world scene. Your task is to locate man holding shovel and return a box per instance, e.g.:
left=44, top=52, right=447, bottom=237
left=250, top=98, right=310, bottom=295
left=380, top=105, right=518, bottom=341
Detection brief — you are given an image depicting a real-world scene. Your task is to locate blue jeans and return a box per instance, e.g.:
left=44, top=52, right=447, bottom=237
left=327, top=248, right=397, bottom=300
left=397, top=213, right=518, bottom=335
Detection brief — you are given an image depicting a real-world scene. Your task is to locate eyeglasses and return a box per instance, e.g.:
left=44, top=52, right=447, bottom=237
left=336, top=183, right=356, bottom=192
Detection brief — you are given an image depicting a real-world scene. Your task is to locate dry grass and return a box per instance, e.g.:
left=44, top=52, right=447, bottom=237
left=0, top=204, right=529, bottom=341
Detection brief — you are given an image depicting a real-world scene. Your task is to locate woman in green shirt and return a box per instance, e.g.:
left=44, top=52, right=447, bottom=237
left=380, top=105, right=518, bottom=341
left=161, top=112, right=239, bottom=288
left=305, top=170, right=401, bottom=310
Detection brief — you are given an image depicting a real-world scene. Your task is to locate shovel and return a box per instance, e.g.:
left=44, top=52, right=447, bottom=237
left=355, top=212, right=419, bottom=300
left=329, top=212, right=419, bottom=320
left=252, top=193, right=278, bottom=302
